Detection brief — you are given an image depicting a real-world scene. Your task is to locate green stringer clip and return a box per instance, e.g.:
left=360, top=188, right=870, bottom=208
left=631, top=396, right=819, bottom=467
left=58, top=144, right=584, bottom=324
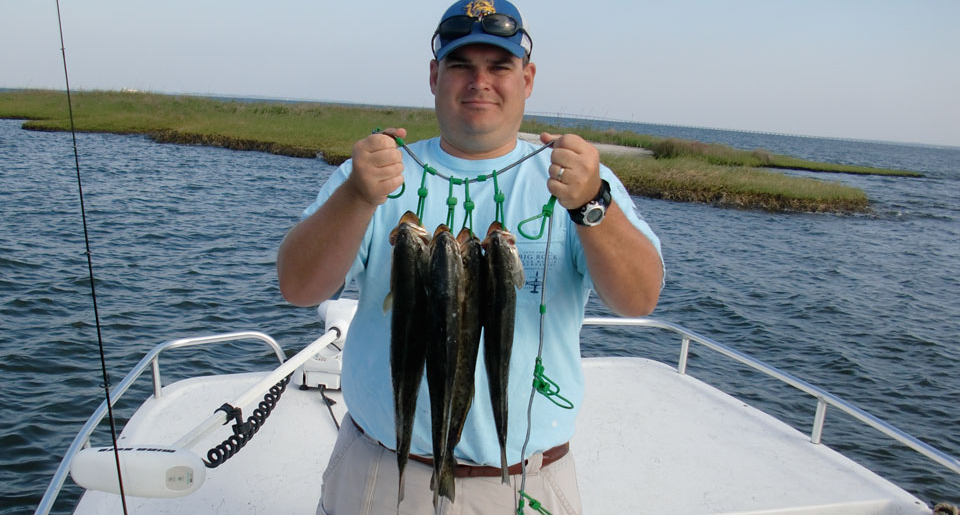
left=517, top=196, right=557, bottom=240
left=445, top=176, right=461, bottom=229
left=415, top=164, right=436, bottom=222
left=493, top=169, right=506, bottom=226
left=517, top=490, right=553, bottom=515
left=532, top=357, right=574, bottom=409
left=461, top=179, right=475, bottom=234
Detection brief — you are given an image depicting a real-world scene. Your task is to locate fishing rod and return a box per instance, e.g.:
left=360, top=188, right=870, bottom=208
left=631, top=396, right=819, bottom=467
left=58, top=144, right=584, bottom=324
left=54, top=1, right=129, bottom=511
left=51, top=6, right=310, bottom=503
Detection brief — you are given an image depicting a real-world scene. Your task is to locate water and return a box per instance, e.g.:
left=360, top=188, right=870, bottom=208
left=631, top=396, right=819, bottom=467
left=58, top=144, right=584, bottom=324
left=1, top=118, right=958, bottom=513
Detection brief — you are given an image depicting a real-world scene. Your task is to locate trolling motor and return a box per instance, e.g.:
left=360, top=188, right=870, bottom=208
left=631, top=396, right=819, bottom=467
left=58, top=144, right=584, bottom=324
left=70, top=446, right=205, bottom=497
left=294, top=298, right=357, bottom=390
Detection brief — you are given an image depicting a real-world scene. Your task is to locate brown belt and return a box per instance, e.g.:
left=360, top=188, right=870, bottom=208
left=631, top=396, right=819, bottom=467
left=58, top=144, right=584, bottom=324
left=407, top=442, right=570, bottom=478
left=352, top=418, right=570, bottom=478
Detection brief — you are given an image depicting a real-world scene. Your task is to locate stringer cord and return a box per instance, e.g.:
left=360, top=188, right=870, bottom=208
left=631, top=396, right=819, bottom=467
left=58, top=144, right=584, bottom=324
left=55, top=1, right=129, bottom=511
left=519, top=209, right=555, bottom=497
left=387, top=130, right=556, bottom=184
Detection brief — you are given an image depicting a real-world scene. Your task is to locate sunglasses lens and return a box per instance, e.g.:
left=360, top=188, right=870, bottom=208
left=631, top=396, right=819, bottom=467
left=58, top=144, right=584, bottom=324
left=433, top=13, right=528, bottom=58
left=437, top=15, right=475, bottom=39
left=481, top=14, right=518, bottom=36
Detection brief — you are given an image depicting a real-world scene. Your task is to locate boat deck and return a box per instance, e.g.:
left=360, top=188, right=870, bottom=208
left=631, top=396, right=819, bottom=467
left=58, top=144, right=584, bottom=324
left=576, top=358, right=925, bottom=514
left=74, top=358, right=928, bottom=514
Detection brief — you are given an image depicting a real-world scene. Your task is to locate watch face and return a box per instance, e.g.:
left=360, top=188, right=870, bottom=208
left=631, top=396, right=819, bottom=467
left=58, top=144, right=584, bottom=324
left=584, top=205, right=605, bottom=224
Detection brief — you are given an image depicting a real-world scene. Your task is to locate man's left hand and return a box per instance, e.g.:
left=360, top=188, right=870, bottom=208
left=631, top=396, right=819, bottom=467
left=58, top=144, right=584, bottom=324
left=541, top=132, right=602, bottom=210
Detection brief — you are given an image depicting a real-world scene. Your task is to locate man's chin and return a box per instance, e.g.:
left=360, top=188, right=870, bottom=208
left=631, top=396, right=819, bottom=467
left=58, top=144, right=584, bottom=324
left=458, top=113, right=516, bottom=136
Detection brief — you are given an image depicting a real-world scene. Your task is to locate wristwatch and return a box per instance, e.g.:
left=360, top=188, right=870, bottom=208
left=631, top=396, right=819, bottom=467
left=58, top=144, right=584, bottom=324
left=568, top=179, right=612, bottom=226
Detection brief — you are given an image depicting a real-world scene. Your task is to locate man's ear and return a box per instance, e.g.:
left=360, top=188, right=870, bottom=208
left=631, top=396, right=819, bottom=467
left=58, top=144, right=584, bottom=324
left=429, top=59, right=440, bottom=95
left=524, top=61, right=536, bottom=99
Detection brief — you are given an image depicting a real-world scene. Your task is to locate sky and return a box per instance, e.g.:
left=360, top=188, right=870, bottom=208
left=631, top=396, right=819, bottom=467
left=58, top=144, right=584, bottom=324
left=3, top=0, right=958, bottom=147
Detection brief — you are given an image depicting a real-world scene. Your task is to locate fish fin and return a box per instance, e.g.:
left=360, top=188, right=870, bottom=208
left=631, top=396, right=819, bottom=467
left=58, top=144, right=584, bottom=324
left=438, top=454, right=456, bottom=503
left=511, top=265, right=526, bottom=290
left=500, top=449, right=510, bottom=485
left=383, top=291, right=393, bottom=313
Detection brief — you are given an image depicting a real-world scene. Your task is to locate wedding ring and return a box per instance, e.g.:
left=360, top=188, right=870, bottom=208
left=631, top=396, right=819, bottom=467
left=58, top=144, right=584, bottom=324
left=556, top=166, right=565, bottom=182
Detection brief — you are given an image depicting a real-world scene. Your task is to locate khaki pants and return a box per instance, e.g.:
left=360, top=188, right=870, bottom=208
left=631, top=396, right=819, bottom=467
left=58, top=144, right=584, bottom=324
left=319, top=413, right=582, bottom=515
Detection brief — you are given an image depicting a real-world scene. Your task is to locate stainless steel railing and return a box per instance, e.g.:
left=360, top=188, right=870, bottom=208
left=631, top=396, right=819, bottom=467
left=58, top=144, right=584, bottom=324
left=37, top=317, right=960, bottom=514
left=583, top=317, right=960, bottom=477
left=35, top=332, right=284, bottom=515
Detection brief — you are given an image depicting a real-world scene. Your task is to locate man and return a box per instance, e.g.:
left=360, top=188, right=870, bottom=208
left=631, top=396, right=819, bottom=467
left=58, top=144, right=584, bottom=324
left=277, top=1, right=663, bottom=513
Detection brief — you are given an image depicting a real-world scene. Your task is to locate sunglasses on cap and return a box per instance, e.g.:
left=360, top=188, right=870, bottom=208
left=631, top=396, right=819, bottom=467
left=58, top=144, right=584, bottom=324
left=431, top=13, right=533, bottom=59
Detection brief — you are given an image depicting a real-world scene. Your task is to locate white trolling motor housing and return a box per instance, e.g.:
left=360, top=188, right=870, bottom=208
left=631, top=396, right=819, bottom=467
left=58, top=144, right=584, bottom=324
left=317, top=298, right=358, bottom=341
left=293, top=298, right=357, bottom=390
left=295, top=354, right=343, bottom=390
left=70, top=446, right=205, bottom=498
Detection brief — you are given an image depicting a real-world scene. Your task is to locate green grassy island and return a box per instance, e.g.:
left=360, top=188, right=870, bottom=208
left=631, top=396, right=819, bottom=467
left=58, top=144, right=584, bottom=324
left=0, top=89, right=923, bottom=214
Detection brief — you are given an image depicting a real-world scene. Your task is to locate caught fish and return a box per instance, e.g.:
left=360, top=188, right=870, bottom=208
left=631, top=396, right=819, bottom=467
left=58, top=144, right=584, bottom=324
left=481, top=221, right=525, bottom=483
left=384, top=211, right=430, bottom=506
left=435, top=228, right=484, bottom=502
left=424, top=224, right=464, bottom=509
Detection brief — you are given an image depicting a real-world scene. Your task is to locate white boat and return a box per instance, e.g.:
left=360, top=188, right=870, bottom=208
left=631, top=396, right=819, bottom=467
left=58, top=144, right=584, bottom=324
left=36, top=298, right=959, bottom=514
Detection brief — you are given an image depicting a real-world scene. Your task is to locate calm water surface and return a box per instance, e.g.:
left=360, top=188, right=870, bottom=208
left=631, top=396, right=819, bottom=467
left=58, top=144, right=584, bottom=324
left=1, top=118, right=958, bottom=513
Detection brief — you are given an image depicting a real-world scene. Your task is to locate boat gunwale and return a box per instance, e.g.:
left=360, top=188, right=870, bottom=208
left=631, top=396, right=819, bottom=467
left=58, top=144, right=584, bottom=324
left=35, top=316, right=960, bottom=513
left=583, top=316, right=960, bottom=478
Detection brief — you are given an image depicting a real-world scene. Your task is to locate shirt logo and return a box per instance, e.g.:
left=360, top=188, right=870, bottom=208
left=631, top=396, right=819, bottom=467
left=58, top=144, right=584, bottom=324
left=464, top=0, right=496, bottom=18
left=517, top=243, right=564, bottom=296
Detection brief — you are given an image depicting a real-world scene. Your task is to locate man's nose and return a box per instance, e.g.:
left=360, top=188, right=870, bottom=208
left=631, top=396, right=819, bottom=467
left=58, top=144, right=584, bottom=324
left=468, top=68, right=492, bottom=89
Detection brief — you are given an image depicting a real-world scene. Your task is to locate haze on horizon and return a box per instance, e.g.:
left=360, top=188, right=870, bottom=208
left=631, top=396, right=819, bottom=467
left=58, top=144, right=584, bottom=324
left=3, top=0, right=958, bottom=147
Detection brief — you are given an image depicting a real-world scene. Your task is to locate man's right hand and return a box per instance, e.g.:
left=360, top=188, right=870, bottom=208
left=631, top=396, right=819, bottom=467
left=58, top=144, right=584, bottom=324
left=345, top=128, right=408, bottom=206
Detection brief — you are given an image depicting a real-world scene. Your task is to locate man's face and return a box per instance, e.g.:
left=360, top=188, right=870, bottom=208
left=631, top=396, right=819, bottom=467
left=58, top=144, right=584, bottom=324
left=430, top=44, right=536, bottom=157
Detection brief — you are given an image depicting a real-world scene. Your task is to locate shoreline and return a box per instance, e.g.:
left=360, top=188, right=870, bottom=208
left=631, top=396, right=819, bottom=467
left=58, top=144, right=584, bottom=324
left=518, top=132, right=655, bottom=158
left=1, top=89, right=912, bottom=214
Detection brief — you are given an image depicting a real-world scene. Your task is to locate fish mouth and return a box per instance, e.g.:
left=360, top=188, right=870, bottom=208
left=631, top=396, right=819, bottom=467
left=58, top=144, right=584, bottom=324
left=432, top=224, right=452, bottom=238
left=481, top=221, right=516, bottom=249
left=399, top=211, right=421, bottom=226
left=389, top=211, right=428, bottom=245
left=485, top=221, right=504, bottom=236
left=456, top=227, right=476, bottom=244
left=487, top=220, right=503, bottom=238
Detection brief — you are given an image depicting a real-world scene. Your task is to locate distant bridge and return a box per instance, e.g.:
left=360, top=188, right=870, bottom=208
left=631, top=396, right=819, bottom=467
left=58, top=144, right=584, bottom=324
left=522, top=111, right=896, bottom=145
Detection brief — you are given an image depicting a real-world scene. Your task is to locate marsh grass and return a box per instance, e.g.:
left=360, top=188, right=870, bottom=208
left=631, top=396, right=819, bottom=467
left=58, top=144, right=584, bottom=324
left=0, top=89, right=441, bottom=163
left=603, top=154, right=870, bottom=213
left=522, top=120, right=661, bottom=149
left=521, top=120, right=920, bottom=177
left=2, top=89, right=911, bottom=213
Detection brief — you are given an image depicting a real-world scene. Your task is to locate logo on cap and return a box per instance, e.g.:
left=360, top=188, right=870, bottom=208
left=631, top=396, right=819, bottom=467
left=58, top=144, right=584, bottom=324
left=464, top=0, right=496, bottom=18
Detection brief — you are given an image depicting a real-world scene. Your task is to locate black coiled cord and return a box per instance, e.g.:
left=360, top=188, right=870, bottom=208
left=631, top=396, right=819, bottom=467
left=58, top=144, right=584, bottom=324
left=203, top=374, right=292, bottom=468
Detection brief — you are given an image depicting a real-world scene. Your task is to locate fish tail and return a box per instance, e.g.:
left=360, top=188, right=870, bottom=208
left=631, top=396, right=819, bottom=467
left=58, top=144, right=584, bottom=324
left=500, top=448, right=509, bottom=484
left=438, top=453, right=456, bottom=503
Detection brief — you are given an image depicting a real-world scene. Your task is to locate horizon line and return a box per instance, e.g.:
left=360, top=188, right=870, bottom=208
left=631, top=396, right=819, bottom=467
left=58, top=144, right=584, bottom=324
left=2, top=86, right=957, bottom=150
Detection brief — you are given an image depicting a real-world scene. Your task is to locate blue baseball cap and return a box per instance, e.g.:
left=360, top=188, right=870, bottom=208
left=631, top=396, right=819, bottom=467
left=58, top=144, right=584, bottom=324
left=431, top=0, right=533, bottom=61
